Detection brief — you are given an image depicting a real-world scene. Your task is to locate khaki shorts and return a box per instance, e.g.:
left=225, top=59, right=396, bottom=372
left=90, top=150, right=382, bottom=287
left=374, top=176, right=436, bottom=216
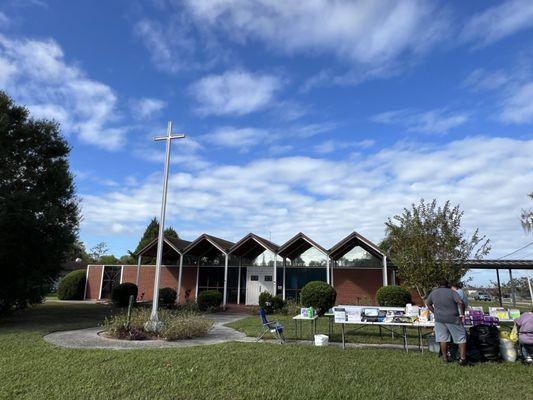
left=434, top=322, right=467, bottom=344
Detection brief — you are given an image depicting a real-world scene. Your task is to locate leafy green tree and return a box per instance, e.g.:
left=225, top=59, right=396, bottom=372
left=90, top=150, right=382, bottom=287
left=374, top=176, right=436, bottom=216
left=384, top=199, right=490, bottom=299
left=132, top=217, right=179, bottom=256
left=99, top=255, right=120, bottom=264
left=0, top=91, right=79, bottom=313
left=89, top=242, right=109, bottom=262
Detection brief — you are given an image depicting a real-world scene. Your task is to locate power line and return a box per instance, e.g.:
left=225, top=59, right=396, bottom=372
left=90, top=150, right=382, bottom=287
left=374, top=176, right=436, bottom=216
left=497, top=240, right=533, bottom=260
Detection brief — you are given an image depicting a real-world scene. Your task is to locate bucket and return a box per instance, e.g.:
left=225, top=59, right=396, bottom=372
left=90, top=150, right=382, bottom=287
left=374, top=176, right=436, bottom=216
left=427, top=334, right=440, bottom=353
left=314, top=334, right=329, bottom=346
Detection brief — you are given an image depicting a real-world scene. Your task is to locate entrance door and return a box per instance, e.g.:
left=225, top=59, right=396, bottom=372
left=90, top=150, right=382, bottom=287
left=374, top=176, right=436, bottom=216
left=245, top=267, right=274, bottom=305
left=100, top=266, right=121, bottom=299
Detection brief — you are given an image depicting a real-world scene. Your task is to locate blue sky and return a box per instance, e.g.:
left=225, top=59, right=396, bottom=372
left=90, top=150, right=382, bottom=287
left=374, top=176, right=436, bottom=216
left=1, top=1, right=532, bottom=284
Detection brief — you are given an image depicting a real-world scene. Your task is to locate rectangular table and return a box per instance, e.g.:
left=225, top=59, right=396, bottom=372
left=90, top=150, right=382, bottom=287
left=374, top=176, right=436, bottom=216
left=293, top=315, right=318, bottom=338
left=337, top=320, right=435, bottom=352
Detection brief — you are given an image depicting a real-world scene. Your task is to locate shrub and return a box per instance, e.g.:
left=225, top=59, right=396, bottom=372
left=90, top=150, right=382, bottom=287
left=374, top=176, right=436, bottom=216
left=159, top=287, right=177, bottom=308
left=197, top=290, right=222, bottom=311
left=271, top=295, right=285, bottom=313
left=300, top=281, right=336, bottom=316
left=259, top=291, right=274, bottom=313
left=376, top=285, right=412, bottom=307
left=281, top=299, right=301, bottom=316
left=102, top=308, right=213, bottom=341
left=57, top=269, right=86, bottom=300
left=111, top=282, right=138, bottom=307
left=160, top=311, right=214, bottom=340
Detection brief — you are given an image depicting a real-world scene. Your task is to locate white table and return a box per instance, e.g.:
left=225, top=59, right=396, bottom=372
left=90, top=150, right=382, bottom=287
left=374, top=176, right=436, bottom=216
left=292, top=315, right=318, bottom=339
left=337, top=320, right=435, bottom=352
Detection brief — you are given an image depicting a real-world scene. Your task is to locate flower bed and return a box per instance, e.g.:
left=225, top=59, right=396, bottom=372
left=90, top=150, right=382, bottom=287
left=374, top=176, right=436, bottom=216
left=102, top=308, right=213, bottom=341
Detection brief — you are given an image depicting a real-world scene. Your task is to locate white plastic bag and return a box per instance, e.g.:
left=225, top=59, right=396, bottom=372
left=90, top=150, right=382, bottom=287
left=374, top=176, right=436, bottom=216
left=500, top=338, right=517, bottom=362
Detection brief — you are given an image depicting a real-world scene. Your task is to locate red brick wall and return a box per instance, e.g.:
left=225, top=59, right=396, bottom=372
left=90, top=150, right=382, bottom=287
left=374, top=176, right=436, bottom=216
left=178, top=266, right=198, bottom=303
left=85, top=265, right=102, bottom=299
left=333, top=268, right=394, bottom=305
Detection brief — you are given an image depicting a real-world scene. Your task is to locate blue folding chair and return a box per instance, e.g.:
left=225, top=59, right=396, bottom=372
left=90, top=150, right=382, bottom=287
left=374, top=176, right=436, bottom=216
left=257, top=308, right=285, bottom=343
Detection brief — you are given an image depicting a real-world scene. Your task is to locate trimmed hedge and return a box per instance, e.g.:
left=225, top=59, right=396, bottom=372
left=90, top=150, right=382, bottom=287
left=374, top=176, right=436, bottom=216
left=111, top=282, right=138, bottom=307
left=300, top=281, right=336, bottom=316
left=258, top=292, right=285, bottom=314
left=159, top=287, right=177, bottom=308
left=376, top=285, right=412, bottom=307
left=57, top=269, right=87, bottom=300
left=197, top=290, right=222, bottom=311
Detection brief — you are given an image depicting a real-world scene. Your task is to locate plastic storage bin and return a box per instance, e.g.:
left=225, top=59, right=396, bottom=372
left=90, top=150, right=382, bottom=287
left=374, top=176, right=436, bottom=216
left=314, top=334, right=329, bottom=346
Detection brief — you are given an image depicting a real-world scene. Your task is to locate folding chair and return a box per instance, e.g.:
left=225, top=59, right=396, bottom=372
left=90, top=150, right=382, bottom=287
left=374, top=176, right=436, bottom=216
left=257, top=308, right=285, bottom=343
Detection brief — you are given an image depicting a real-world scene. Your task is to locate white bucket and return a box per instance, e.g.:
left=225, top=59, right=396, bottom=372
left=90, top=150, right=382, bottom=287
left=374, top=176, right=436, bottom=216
left=314, top=334, right=329, bottom=346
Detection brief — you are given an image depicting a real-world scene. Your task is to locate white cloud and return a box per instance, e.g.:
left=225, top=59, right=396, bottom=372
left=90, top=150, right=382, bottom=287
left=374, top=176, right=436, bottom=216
left=183, top=0, right=448, bottom=66
left=202, top=127, right=270, bottom=150
left=0, top=34, right=125, bottom=149
left=372, top=108, right=469, bottom=134
left=132, top=97, right=166, bottom=119
left=0, top=12, right=9, bottom=28
left=81, top=136, right=533, bottom=265
left=463, top=67, right=533, bottom=125
left=190, top=69, right=281, bottom=116
left=462, top=0, right=533, bottom=47
left=314, top=139, right=375, bottom=154
left=500, top=82, right=533, bottom=124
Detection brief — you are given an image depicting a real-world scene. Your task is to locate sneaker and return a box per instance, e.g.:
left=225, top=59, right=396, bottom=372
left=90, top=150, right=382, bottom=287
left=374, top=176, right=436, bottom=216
left=458, top=359, right=469, bottom=366
left=526, top=357, right=533, bottom=364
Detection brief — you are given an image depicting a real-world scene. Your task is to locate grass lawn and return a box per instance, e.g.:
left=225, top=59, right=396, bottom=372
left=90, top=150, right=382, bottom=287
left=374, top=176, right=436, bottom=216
left=1, top=302, right=531, bottom=400
left=227, top=314, right=433, bottom=345
left=468, top=299, right=532, bottom=313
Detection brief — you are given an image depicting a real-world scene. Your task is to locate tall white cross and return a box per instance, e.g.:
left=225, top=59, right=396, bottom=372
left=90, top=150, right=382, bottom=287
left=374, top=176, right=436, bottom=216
left=146, top=121, right=185, bottom=331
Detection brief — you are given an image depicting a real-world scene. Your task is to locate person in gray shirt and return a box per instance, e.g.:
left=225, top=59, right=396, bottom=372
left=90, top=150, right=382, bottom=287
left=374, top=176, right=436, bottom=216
left=426, top=279, right=467, bottom=365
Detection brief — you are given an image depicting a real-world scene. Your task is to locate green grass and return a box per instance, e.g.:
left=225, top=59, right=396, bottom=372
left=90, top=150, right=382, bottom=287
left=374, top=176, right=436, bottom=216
left=0, top=302, right=531, bottom=400
left=227, top=314, right=431, bottom=345
left=468, top=300, right=532, bottom=313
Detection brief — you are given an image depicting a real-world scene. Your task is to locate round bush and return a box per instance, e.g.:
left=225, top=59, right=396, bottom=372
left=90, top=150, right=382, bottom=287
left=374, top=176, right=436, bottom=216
left=271, top=295, right=285, bottom=313
left=111, top=282, right=138, bottom=307
left=57, top=269, right=86, bottom=300
left=300, top=281, right=336, bottom=316
left=376, top=285, right=412, bottom=307
left=159, top=287, right=177, bottom=308
left=197, top=290, right=222, bottom=311
left=259, top=291, right=274, bottom=313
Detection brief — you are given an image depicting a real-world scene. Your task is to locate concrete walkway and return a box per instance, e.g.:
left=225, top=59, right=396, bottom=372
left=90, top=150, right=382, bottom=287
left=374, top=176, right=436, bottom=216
left=43, top=313, right=255, bottom=350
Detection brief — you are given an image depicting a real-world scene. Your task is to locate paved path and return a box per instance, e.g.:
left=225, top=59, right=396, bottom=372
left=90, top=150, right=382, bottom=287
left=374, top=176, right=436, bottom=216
left=43, top=313, right=254, bottom=350
left=44, top=313, right=426, bottom=352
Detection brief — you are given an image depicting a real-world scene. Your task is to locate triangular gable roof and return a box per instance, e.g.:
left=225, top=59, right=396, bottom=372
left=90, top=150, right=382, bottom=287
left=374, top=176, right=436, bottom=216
left=135, top=236, right=191, bottom=256
left=183, top=233, right=235, bottom=256
left=278, top=232, right=328, bottom=259
left=230, top=233, right=280, bottom=258
left=329, top=231, right=384, bottom=261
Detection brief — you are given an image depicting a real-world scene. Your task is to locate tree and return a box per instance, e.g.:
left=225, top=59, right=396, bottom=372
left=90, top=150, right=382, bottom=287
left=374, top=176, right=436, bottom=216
left=132, top=217, right=179, bottom=256
left=89, top=242, right=109, bottom=262
left=384, top=199, right=490, bottom=299
left=520, top=192, right=533, bottom=234
left=0, top=91, right=79, bottom=313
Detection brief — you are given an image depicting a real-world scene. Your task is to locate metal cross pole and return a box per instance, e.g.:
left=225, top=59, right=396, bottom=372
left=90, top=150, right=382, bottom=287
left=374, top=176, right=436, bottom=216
left=145, top=121, right=185, bottom=332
